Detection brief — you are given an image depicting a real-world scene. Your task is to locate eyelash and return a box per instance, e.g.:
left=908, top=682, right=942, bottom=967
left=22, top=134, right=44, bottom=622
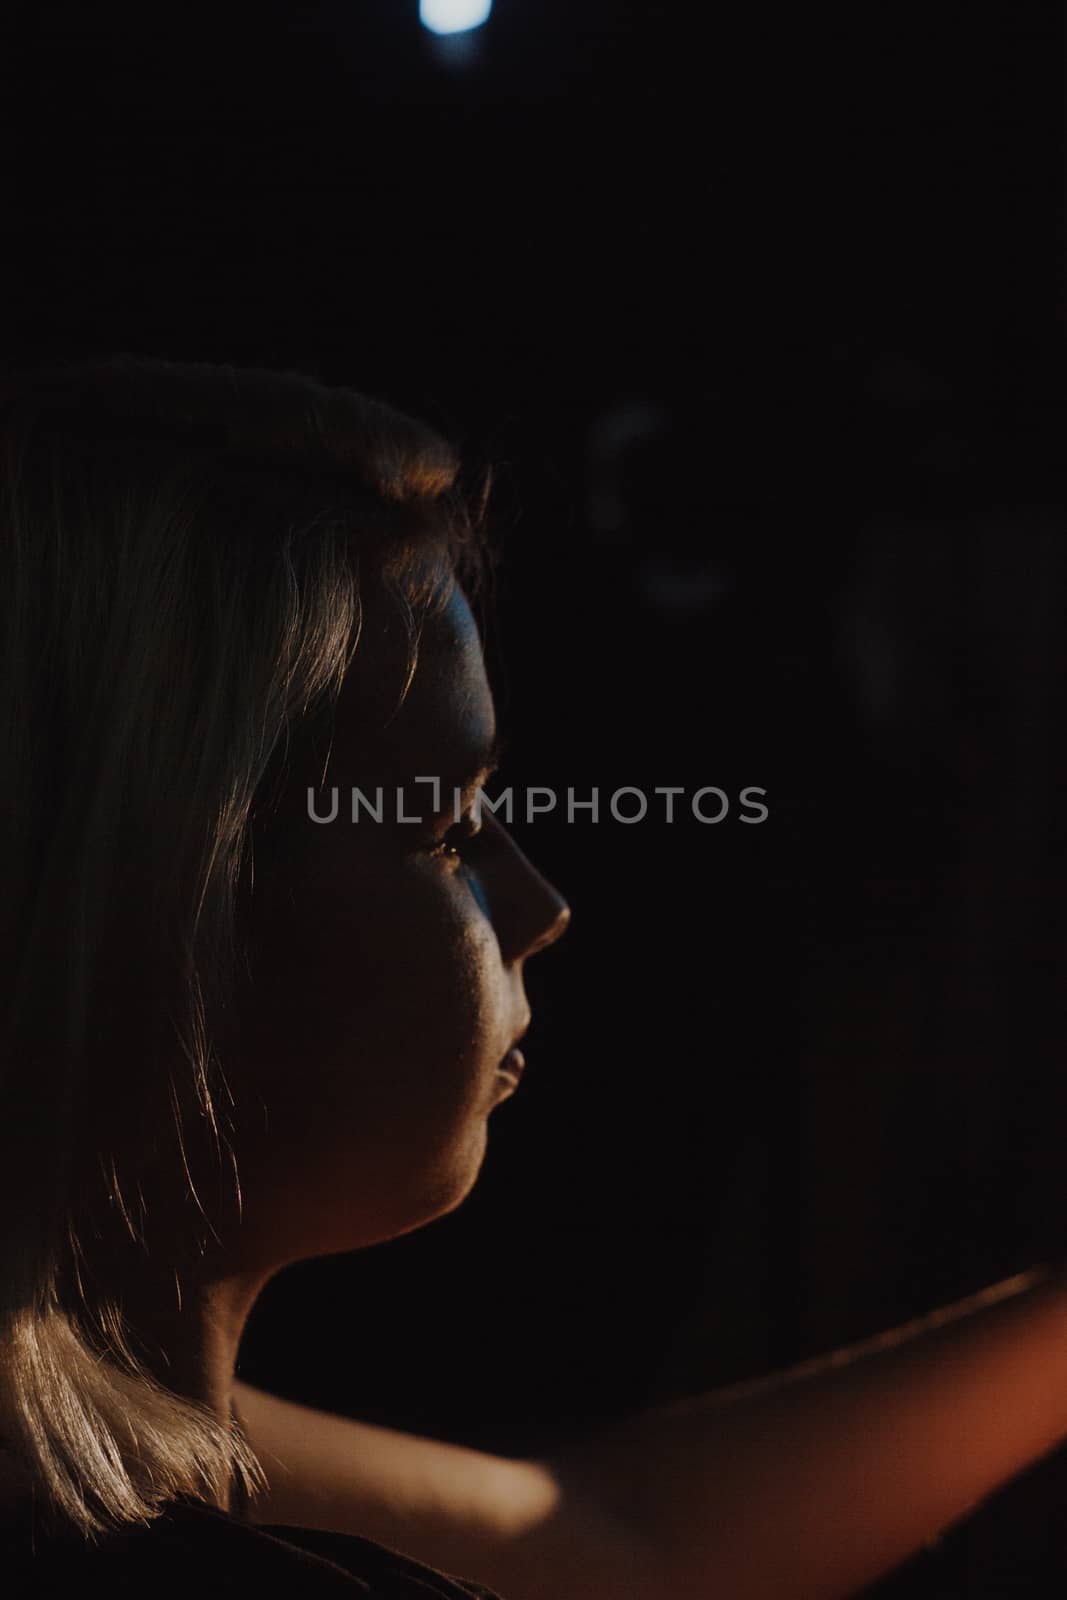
left=428, top=815, right=482, bottom=862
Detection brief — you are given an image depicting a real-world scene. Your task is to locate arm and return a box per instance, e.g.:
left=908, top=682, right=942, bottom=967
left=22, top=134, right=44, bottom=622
left=235, top=1265, right=1067, bottom=1600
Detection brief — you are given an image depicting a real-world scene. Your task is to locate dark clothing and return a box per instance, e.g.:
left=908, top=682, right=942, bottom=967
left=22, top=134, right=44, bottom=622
left=1, top=1497, right=505, bottom=1597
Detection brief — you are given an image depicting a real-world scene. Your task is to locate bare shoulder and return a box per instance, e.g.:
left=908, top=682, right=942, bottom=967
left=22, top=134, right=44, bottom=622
left=232, top=1382, right=664, bottom=1600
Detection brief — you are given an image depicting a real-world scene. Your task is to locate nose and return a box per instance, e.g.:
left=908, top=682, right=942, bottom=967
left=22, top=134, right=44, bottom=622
left=524, top=889, right=571, bottom=957
left=483, top=813, right=571, bottom=964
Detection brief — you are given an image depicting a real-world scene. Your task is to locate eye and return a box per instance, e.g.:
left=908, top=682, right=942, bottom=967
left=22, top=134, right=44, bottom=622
left=428, top=814, right=482, bottom=862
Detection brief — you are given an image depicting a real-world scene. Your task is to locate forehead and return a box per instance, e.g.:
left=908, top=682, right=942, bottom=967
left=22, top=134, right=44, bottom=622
left=329, top=580, right=495, bottom=785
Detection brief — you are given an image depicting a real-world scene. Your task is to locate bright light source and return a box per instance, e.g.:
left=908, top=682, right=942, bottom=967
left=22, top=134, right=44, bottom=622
left=419, top=0, right=492, bottom=36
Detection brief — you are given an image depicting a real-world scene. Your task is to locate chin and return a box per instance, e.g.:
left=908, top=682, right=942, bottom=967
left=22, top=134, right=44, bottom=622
left=398, top=1121, right=491, bottom=1235
left=273, top=1119, right=493, bottom=1259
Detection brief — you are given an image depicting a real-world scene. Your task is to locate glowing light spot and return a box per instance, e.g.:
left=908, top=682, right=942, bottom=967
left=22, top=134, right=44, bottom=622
left=419, top=0, right=492, bottom=36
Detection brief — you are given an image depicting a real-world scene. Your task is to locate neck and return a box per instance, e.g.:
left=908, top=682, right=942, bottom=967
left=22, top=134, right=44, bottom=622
left=121, top=1263, right=276, bottom=1518
left=118, top=1264, right=271, bottom=1423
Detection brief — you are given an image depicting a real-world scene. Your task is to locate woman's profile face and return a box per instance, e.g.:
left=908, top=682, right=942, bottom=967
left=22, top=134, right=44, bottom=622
left=229, top=576, right=570, bottom=1267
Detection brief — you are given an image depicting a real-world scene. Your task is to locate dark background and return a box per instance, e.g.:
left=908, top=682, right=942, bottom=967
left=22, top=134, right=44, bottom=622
left=4, top=4, right=1065, bottom=1591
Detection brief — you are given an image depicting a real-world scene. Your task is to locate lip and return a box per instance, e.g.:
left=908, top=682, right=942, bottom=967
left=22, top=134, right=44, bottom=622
left=512, top=1014, right=531, bottom=1050
left=498, top=1045, right=525, bottom=1083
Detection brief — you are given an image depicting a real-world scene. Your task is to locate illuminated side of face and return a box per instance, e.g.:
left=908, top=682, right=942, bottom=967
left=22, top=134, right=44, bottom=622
left=230, top=577, right=570, bottom=1267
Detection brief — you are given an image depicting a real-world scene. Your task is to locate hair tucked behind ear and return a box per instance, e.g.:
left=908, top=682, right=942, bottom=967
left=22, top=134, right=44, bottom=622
left=0, top=353, right=490, bottom=1540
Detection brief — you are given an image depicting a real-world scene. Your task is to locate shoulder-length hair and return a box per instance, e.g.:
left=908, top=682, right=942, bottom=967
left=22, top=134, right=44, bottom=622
left=0, top=353, right=490, bottom=1540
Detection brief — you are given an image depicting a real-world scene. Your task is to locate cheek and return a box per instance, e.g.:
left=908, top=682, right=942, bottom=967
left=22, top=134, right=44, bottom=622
left=238, top=860, right=506, bottom=1142
left=230, top=863, right=508, bottom=1251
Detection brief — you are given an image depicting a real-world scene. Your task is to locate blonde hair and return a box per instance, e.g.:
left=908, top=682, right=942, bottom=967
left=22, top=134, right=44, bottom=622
left=0, top=354, right=488, bottom=1540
